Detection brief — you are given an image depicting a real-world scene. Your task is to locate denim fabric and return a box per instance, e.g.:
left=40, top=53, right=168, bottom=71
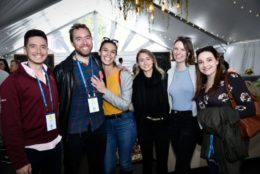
left=104, top=111, right=137, bottom=174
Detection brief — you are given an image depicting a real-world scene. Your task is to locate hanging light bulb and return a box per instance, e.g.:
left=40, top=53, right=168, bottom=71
left=111, top=0, right=188, bottom=21
left=176, top=0, right=181, bottom=9
left=161, top=2, right=166, bottom=12
left=148, top=3, right=154, bottom=13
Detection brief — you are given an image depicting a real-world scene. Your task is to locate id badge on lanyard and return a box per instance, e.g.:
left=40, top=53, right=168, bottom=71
left=88, top=94, right=100, bottom=113
left=46, top=113, right=57, bottom=131
left=76, top=58, right=100, bottom=113
left=36, top=68, right=57, bottom=132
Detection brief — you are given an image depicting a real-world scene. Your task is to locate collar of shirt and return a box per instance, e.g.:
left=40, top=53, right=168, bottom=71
left=21, top=61, right=48, bottom=84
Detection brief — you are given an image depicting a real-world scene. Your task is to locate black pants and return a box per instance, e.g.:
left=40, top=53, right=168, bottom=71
left=168, top=111, right=200, bottom=174
left=138, top=119, right=169, bottom=174
left=26, top=142, right=62, bottom=174
left=64, top=123, right=106, bottom=174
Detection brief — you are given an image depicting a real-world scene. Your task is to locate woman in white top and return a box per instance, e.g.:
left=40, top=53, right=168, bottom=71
left=167, top=36, right=200, bottom=174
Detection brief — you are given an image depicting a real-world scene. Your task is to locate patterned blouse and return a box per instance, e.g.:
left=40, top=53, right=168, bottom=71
left=196, top=73, right=256, bottom=118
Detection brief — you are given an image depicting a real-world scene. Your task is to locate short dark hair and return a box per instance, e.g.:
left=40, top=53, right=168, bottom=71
left=11, top=59, right=20, bottom=64
left=24, top=29, right=47, bottom=47
left=69, top=23, right=92, bottom=43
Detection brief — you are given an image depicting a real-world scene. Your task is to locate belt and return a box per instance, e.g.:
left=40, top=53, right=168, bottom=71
left=146, top=116, right=164, bottom=121
left=105, top=110, right=129, bottom=119
left=171, top=110, right=192, bottom=114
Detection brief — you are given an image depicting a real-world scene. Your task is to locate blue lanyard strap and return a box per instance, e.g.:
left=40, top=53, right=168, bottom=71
left=76, top=56, right=95, bottom=97
left=36, top=69, right=54, bottom=112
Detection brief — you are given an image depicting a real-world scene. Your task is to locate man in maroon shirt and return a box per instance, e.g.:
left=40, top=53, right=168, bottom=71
left=0, top=29, right=61, bottom=174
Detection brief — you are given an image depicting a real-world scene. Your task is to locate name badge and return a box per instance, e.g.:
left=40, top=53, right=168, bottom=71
left=88, top=97, right=100, bottom=113
left=46, top=113, right=57, bottom=131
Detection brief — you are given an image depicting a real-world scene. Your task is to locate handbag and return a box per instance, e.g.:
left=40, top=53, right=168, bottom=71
left=224, top=72, right=260, bottom=138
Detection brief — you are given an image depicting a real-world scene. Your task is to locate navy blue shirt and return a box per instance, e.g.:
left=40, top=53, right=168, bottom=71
left=68, top=57, right=104, bottom=133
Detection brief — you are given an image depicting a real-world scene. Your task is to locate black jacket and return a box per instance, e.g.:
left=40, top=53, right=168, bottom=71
left=198, top=106, right=248, bottom=173
left=53, top=51, right=101, bottom=140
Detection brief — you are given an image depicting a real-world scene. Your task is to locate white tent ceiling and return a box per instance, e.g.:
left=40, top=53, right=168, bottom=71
left=1, top=0, right=260, bottom=57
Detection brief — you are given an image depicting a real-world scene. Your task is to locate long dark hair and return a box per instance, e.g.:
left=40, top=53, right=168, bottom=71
left=0, top=58, right=10, bottom=73
left=194, top=46, right=225, bottom=99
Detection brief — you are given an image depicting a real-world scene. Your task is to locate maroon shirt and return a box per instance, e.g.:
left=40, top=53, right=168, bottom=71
left=0, top=64, right=59, bottom=169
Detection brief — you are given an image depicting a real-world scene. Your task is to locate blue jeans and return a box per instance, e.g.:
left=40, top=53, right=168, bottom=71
left=104, top=111, right=137, bottom=174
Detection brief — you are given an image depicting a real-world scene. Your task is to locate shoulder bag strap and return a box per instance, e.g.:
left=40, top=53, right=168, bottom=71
left=224, top=72, right=237, bottom=108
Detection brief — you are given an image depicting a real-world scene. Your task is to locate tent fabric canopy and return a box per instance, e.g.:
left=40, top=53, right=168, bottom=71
left=0, top=0, right=260, bottom=75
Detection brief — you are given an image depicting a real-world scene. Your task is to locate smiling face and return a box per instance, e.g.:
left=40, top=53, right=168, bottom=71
left=137, top=52, right=154, bottom=75
left=24, top=36, right=48, bottom=65
left=173, top=40, right=187, bottom=64
left=197, top=51, right=219, bottom=79
left=99, top=42, right=117, bottom=66
left=71, top=28, right=93, bottom=57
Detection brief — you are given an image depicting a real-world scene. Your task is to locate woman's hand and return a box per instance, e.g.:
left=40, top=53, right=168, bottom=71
left=91, top=75, right=107, bottom=94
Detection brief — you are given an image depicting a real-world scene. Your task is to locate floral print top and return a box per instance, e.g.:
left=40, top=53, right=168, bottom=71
left=196, top=73, right=256, bottom=118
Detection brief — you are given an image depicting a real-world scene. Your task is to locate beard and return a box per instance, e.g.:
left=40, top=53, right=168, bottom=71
left=75, top=45, right=93, bottom=57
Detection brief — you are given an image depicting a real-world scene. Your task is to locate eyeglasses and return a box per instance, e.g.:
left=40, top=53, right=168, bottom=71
left=102, top=37, right=119, bottom=45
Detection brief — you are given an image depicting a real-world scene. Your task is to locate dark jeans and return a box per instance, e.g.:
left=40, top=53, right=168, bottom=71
left=138, top=118, right=169, bottom=174
left=64, top=123, right=106, bottom=174
left=168, top=111, right=200, bottom=174
left=26, top=142, right=62, bottom=174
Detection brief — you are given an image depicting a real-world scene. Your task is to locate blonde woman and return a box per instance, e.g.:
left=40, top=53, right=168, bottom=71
left=132, top=49, right=169, bottom=174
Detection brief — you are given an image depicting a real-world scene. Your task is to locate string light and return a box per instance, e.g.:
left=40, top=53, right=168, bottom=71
left=232, top=0, right=259, bottom=19
left=110, top=0, right=189, bottom=22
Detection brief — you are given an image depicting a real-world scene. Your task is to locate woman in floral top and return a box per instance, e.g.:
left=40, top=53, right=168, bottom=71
left=194, top=46, right=255, bottom=174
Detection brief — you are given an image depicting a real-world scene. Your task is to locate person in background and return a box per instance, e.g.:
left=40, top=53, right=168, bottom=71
left=10, top=59, right=19, bottom=72
left=167, top=36, right=200, bottom=174
left=118, top=57, right=123, bottom=66
left=0, top=69, right=9, bottom=85
left=132, top=49, right=169, bottom=174
left=54, top=23, right=106, bottom=174
left=0, top=69, right=9, bottom=138
left=91, top=37, right=137, bottom=174
left=194, top=46, right=255, bottom=174
left=0, top=29, right=62, bottom=174
left=131, top=63, right=138, bottom=76
left=0, top=58, right=10, bottom=73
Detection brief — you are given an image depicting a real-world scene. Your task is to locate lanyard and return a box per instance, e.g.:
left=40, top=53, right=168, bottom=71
left=36, top=69, right=54, bottom=112
left=76, top=56, right=95, bottom=97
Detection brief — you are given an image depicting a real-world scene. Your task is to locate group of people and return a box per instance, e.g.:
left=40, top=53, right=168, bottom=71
left=0, top=23, right=256, bottom=174
left=0, top=57, right=19, bottom=84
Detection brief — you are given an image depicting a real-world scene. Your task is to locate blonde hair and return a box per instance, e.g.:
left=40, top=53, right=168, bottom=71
left=135, top=49, right=165, bottom=79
